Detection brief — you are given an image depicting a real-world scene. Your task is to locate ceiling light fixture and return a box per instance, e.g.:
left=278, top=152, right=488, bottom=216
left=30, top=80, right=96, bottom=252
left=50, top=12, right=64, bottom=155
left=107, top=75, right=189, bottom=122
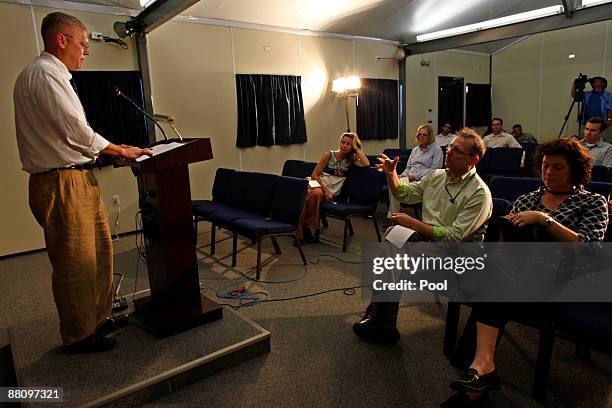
left=581, top=0, right=612, bottom=7
left=416, top=5, right=564, bottom=42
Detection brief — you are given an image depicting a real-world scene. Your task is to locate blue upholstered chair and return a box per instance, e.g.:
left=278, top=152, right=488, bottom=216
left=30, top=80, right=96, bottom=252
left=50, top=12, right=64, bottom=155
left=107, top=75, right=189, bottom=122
left=489, top=176, right=543, bottom=202
left=320, top=166, right=385, bottom=252
left=484, top=198, right=513, bottom=242
left=281, top=160, right=317, bottom=179
left=230, top=176, right=308, bottom=279
left=591, top=165, right=608, bottom=182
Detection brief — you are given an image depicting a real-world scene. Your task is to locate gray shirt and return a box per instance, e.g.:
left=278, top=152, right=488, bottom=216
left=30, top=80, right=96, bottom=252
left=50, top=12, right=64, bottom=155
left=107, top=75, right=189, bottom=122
left=580, top=139, right=612, bottom=167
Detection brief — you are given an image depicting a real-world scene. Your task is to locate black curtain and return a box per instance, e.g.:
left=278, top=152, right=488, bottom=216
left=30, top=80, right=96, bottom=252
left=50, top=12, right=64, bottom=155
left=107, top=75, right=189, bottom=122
left=438, top=76, right=464, bottom=131
left=71, top=71, right=148, bottom=165
left=356, top=78, right=398, bottom=140
left=465, top=83, right=492, bottom=128
left=235, top=74, right=307, bottom=147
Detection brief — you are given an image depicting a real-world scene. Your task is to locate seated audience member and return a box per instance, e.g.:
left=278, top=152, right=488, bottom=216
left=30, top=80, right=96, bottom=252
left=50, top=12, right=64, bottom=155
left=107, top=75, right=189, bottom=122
left=436, top=122, right=455, bottom=147
left=387, top=124, right=443, bottom=217
left=445, top=138, right=608, bottom=407
left=580, top=116, right=612, bottom=167
left=511, top=124, right=538, bottom=144
left=353, top=128, right=492, bottom=344
left=296, top=132, right=369, bottom=243
left=483, top=117, right=523, bottom=149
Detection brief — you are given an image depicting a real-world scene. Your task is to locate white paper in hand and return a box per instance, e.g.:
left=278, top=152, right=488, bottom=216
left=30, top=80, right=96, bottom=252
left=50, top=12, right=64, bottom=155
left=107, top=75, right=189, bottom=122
left=308, top=179, right=321, bottom=189
left=383, top=225, right=416, bottom=249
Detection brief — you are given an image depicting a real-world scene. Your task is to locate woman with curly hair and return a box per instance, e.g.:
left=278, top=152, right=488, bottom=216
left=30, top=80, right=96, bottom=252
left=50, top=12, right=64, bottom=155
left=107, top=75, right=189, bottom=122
left=444, top=138, right=608, bottom=407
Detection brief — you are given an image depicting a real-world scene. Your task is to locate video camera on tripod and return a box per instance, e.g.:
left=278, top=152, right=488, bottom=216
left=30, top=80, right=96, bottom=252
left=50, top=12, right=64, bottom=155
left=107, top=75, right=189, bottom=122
left=573, top=73, right=591, bottom=101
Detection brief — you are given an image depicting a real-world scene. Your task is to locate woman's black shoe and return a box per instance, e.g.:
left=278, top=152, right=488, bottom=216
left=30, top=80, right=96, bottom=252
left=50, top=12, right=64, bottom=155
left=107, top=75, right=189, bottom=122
left=450, top=369, right=501, bottom=392
left=440, top=391, right=490, bottom=407
left=303, top=228, right=315, bottom=243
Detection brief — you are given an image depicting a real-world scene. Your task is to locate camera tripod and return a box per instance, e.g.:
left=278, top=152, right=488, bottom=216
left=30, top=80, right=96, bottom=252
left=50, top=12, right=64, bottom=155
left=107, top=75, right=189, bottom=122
left=558, top=95, right=584, bottom=137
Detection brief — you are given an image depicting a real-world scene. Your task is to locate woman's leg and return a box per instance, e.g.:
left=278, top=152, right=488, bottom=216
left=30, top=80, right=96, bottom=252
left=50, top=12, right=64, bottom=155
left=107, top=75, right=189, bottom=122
left=297, top=187, right=323, bottom=240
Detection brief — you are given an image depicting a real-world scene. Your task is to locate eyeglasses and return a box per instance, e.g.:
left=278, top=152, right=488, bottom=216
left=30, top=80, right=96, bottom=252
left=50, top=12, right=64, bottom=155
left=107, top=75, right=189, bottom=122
left=62, top=33, right=90, bottom=50
left=447, top=143, right=475, bottom=157
left=416, top=132, right=429, bottom=138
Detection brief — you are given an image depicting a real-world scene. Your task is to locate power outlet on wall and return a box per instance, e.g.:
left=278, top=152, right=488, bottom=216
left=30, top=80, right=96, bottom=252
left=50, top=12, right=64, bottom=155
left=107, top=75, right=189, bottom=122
left=112, top=195, right=120, bottom=206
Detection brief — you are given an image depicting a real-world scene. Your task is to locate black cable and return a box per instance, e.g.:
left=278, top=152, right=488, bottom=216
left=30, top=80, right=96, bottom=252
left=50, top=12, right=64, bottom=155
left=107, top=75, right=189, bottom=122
left=308, top=254, right=369, bottom=265
left=102, top=36, right=128, bottom=49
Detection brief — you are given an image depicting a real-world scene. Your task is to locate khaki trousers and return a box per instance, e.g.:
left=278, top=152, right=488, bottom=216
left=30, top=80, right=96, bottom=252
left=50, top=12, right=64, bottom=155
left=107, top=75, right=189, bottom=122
left=29, top=169, right=113, bottom=346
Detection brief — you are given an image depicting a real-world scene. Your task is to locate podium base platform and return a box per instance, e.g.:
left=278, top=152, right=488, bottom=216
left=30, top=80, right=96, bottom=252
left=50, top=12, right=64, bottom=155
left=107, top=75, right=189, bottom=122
left=134, top=294, right=223, bottom=337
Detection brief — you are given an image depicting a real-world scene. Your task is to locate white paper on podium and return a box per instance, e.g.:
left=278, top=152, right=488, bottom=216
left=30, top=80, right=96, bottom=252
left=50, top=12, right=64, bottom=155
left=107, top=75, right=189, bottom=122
left=383, top=225, right=416, bottom=249
left=136, top=142, right=183, bottom=162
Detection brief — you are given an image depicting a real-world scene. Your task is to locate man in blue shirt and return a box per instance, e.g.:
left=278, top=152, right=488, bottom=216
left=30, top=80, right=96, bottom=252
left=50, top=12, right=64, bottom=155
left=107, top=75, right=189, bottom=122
left=572, top=76, right=612, bottom=126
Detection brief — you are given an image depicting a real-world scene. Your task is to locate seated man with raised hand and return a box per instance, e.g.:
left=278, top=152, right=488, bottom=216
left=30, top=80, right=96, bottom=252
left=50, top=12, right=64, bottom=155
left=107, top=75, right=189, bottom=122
left=353, top=128, right=492, bottom=345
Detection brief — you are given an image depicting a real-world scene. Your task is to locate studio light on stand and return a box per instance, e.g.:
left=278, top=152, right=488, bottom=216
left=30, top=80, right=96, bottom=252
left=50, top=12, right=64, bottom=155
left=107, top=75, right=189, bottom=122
left=332, top=75, right=361, bottom=132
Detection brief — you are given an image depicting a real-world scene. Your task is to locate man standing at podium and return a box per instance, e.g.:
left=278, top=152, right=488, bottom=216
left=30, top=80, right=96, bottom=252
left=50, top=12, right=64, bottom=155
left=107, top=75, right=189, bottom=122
left=13, top=12, right=152, bottom=352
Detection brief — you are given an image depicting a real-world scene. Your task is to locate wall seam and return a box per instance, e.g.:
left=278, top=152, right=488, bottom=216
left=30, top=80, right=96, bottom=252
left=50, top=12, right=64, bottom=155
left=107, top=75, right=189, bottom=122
left=30, top=3, right=40, bottom=54
left=537, top=36, right=544, bottom=139
left=230, top=27, right=242, bottom=171
left=603, top=21, right=609, bottom=76
left=298, top=35, right=305, bottom=161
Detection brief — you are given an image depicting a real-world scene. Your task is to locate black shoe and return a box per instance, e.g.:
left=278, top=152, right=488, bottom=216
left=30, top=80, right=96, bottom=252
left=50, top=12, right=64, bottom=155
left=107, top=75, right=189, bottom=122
left=352, top=302, right=400, bottom=345
left=95, top=314, right=129, bottom=335
left=303, top=228, right=315, bottom=243
left=64, top=333, right=116, bottom=353
left=312, top=229, right=320, bottom=243
left=440, top=392, right=490, bottom=408
left=450, top=369, right=501, bottom=393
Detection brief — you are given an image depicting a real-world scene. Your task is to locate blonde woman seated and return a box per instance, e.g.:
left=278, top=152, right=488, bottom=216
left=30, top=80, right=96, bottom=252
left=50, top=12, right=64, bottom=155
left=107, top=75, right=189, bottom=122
left=387, top=124, right=443, bottom=217
left=297, top=132, right=369, bottom=243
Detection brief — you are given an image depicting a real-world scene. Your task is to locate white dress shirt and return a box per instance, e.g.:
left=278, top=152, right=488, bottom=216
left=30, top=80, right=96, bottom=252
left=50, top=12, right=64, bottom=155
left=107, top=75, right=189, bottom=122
left=435, top=132, right=455, bottom=147
left=14, top=52, right=109, bottom=174
left=482, top=131, right=522, bottom=149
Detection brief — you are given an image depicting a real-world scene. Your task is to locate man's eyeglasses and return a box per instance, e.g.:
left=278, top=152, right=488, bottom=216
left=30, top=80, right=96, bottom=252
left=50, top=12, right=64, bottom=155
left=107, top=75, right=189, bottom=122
left=447, top=143, right=475, bottom=157
left=62, top=33, right=89, bottom=50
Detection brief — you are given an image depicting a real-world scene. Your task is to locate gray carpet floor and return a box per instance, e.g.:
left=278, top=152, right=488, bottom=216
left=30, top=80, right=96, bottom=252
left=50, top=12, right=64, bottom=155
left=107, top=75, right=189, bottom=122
left=1, top=211, right=611, bottom=407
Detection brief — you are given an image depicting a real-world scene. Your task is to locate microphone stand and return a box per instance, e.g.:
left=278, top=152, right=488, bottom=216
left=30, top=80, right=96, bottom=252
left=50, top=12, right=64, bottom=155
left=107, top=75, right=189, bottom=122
left=113, top=86, right=169, bottom=142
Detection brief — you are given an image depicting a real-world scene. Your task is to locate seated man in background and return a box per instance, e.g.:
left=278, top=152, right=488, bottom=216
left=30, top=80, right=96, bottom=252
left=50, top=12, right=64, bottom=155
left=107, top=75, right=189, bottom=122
left=511, top=124, right=538, bottom=144
left=580, top=116, right=612, bottom=167
left=353, top=128, right=492, bottom=345
left=435, top=122, right=455, bottom=147
left=483, top=117, right=523, bottom=149
left=387, top=124, right=443, bottom=218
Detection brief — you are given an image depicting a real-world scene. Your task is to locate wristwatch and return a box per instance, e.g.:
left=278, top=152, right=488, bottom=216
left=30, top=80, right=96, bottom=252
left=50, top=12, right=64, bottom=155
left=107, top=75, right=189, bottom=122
left=544, top=215, right=554, bottom=228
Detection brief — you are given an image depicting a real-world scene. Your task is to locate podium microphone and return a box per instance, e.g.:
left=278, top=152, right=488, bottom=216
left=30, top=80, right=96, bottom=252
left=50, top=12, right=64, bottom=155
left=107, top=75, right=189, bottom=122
left=112, top=85, right=168, bottom=141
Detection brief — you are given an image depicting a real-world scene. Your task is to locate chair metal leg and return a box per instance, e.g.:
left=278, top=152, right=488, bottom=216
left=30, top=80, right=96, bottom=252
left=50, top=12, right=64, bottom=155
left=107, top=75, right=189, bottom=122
left=443, top=302, right=461, bottom=358
left=372, top=216, right=382, bottom=242
left=533, top=319, right=556, bottom=401
left=293, top=234, right=307, bottom=265
left=271, top=237, right=281, bottom=254
left=231, top=232, right=237, bottom=267
left=210, top=224, right=216, bottom=255
left=347, top=218, right=354, bottom=235
left=256, top=239, right=262, bottom=280
left=342, top=218, right=349, bottom=252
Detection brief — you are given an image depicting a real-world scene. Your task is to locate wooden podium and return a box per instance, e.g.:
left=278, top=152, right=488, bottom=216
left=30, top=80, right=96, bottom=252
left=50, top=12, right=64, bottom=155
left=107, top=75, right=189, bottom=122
left=119, top=138, right=222, bottom=336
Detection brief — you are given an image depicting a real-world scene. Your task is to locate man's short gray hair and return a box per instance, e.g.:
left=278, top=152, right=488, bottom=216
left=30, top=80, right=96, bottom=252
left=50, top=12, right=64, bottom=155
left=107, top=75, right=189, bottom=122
left=455, top=127, right=486, bottom=159
left=41, top=12, right=86, bottom=46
